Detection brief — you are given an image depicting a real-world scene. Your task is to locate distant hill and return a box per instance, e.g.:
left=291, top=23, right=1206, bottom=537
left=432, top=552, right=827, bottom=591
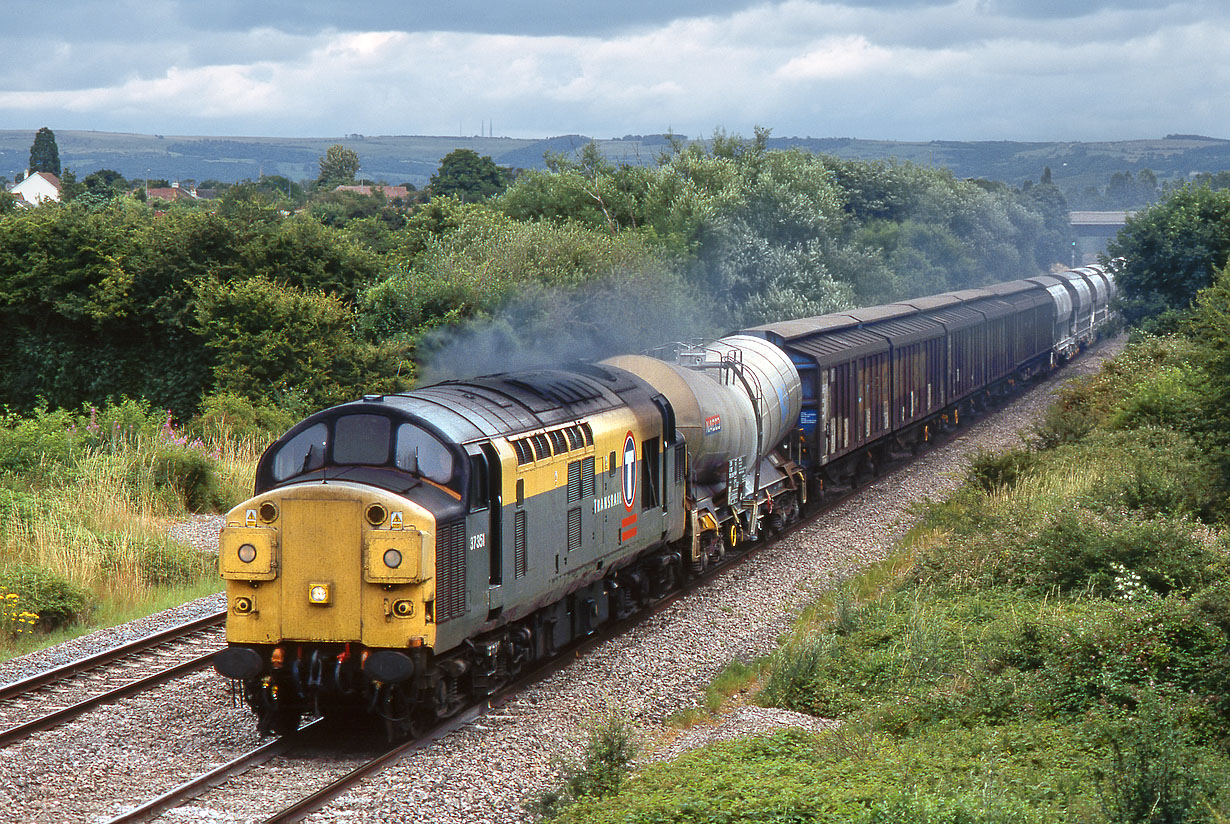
left=2, top=129, right=1228, bottom=196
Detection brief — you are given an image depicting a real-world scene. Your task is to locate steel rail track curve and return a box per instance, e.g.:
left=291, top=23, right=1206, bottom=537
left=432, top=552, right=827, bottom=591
left=0, top=611, right=226, bottom=748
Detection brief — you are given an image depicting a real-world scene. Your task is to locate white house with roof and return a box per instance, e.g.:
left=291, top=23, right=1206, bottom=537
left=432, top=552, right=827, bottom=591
left=9, top=171, right=62, bottom=206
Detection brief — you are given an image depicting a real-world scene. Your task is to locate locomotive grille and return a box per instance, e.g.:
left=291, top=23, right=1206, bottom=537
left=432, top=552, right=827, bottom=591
left=436, top=520, right=467, bottom=622
left=581, top=456, right=595, bottom=497
left=567, top=507, right=581, bottom=552
left=568, top=460, right=582, bottom=503
left=514, top=510, right=527, bottom=579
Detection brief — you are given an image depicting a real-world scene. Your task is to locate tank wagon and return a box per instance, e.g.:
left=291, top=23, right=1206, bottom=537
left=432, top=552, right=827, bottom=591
left=214, top=266, right=1115, bottom=735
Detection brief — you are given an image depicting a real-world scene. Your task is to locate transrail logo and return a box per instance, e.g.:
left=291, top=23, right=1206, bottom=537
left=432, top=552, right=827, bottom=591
left=593, top=493, right=621, bottom=514
left=704, top=415, right=722, bottom=435
left=622, top=431, right=636, bottom=511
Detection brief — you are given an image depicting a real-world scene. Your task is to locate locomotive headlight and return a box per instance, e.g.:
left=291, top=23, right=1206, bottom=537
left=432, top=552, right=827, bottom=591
left=308, top=583, right=331, bottom=605
left=237, top=543, right=257, bottom=563
left=383, top=548, right=403, bottom=569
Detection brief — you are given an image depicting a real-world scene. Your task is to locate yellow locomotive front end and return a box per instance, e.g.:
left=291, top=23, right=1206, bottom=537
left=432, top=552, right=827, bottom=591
left=213, top=401, right=466, bottom=735
left=219, top=483, right=437, bottom=641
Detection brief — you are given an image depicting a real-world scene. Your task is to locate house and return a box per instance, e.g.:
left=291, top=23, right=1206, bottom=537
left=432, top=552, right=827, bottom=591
left=146, top=182, right=197, bottom=203
left=9, top=171, right=61, bottom=206
left=333, top=184, right=412, bottom=200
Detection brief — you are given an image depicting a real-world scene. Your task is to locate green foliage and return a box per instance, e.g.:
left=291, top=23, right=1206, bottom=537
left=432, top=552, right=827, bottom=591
left=358, top=204, right=705, bottom=379
left=863, top=793, right=1038, bottom=824
left=0, top=562, right=88, bottom=631
left=28, top=126, right=61, bottom=176
left=967, top=447, right=1035, bottom=493
left=0, top=406, right=77, bottom=480
left=145, top=443, right=225, bottom=513
left=1185, top=265, right=1230, bottom=497
left=0, top=197, right=406, bottom=418
left=1096, top=690, right=1222, bottom=824
left=316, top=144, right=360, bottom=189
left=1107, top=186, right=1230, bottom=328
left=310, top=189, right=409, bottom=234
left=194, top=391, right=295, bottom=443
left=93, top=532, right=209, bottom=588
left=194, top=275, right=407, bottom=415
left=1031, top=335, right=1203, bottom=449
left=551, top=723, right=1117, bottom=823
left=430, top=148, right=511, bottom=201
left=530, top=712, right=638, bottom=820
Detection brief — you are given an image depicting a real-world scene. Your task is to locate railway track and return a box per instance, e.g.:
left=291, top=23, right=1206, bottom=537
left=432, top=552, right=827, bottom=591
left=99, top=375, right=1000, bottom=823
left=104, top=467, right=905, bottom=823
left=0, top=610, right=226, bottom=748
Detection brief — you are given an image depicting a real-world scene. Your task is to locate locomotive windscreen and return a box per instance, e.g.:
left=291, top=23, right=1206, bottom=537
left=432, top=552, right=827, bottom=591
left=394, top=423, right=455, bottom=484
left=266, top=413, right=457, bottom=489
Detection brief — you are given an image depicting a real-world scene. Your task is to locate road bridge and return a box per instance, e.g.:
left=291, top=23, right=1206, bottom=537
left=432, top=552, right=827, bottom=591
left=1069, top=211, right=1130, bottom=265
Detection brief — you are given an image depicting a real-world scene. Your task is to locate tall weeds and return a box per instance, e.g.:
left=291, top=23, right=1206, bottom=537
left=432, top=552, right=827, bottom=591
left=0, top=399, right=268, bottom=641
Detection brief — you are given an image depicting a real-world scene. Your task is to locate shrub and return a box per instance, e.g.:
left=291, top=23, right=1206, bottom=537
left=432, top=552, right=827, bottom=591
left=1094, top=690, right=1227, bottom=824
left=862, top=793, right=1039, bottom=824
left=0, top=407, right=76, bottom=478
left=0, top=562, right=89, bottom=630
left=1018, top=512, right=1210, bottom=598
left=759, top=631, right=838, bottom=715
left=1040, top=599, right=1227, bottom=716
left=194, top=391, right=294, bottom=442
left=967, top=447, right=1034, bottom=493
left=94, top=533, right=209, bottom=588
left=529, top=711, right=639, bottom=820
left=145, top=444, right=225, bottom=513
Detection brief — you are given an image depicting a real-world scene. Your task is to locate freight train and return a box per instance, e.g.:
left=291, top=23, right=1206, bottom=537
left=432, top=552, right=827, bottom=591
left=214, top=266, right=1116, bottom=736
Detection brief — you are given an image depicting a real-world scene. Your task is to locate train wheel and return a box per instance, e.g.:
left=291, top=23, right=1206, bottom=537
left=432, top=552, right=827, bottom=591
left=723, top=521, right=741, bottom=553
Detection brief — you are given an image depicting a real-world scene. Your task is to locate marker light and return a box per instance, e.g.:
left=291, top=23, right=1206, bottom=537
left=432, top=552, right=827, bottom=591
left=237, top=543, right=257, bottom=563
left=383, top=548, right=403, bottom=569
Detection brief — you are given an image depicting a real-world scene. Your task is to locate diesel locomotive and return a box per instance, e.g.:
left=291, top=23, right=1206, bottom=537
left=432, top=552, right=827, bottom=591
left=213, top=265, right=1115, bottom=735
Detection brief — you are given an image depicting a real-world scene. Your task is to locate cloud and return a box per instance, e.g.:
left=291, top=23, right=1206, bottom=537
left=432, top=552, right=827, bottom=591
left=1, top=1, right=1228, bottom=141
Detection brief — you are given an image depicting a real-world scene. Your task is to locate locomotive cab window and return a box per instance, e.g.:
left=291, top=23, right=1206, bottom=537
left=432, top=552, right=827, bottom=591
left=395, top=424, right=455, bottom=485
left=468, top=454, right=489, bottom=511
left=271, top=423, right=328, bottom=481
left=333, top=414, right=392, bottom=464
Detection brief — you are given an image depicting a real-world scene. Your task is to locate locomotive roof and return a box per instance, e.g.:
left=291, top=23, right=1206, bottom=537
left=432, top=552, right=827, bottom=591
left=357, top=364, right=655, bottom=445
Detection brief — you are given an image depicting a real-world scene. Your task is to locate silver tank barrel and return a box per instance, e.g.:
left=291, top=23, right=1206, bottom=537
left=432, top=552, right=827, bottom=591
left=602, top=334, right=801, bottom=483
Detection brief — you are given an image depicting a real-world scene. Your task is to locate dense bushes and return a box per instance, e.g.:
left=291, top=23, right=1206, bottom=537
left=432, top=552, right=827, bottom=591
left=1107, top=185, right=1230, bottom=329
left=0, top=400, right=267, bottom=649
left=0, top=562, right=89, bottom=632
left=0, top=134, right=1073, bottom=421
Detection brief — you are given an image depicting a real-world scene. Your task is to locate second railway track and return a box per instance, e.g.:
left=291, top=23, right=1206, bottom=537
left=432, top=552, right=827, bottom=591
left=0, top=610, right=226, bottom=748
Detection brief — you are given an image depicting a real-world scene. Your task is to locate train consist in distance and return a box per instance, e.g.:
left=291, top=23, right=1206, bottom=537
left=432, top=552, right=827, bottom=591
left=214, top=266, right=1116, bottom=735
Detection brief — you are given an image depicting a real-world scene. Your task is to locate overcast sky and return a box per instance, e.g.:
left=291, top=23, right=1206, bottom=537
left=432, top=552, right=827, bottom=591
left=2, top=0, right=1227, bottom=142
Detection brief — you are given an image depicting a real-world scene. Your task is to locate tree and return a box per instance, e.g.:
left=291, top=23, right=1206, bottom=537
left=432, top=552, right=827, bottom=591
left=28, top=127, right=61, bottom=176
left=429, top=149, right=511, bottom=201
left=1041, top=166, right=1053, bottom=185
left=1106, top=185, right=1230, bottom=327
left=316, top=145, right=360, bottom=190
